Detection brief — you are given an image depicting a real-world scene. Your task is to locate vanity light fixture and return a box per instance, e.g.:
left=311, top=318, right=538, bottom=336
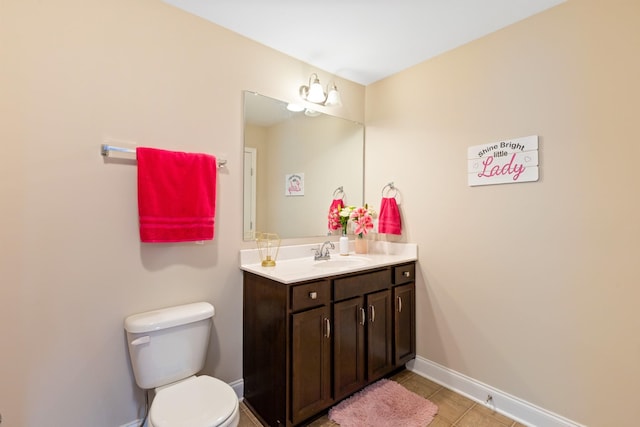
left=286, top=103, right=305, bottom=112
left=299, top=73, right=342, bottom=107
left=325, top=82, right=342, bottom=106
left=304, top=109, right=321, bottom=117
left=286, top=103, right=321, bottom=117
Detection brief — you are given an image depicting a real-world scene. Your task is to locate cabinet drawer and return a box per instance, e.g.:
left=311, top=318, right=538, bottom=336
left=393, top=263, right=415, bottom=285
left=291, top=280, right=330, bottom=311
left=334, top=269, right=390, bottom=301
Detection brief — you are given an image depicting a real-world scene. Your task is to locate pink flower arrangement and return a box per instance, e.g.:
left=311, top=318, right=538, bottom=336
left=350, top=205, right=374, bottom=238
left=328, top=202, right=375, bottom=237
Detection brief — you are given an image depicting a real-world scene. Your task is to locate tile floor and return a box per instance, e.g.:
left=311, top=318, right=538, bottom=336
left=238, top=370, right=527, bottom=427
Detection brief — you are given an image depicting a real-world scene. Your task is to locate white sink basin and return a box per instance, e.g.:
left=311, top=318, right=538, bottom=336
left=312, top=256, right=372, bottom=269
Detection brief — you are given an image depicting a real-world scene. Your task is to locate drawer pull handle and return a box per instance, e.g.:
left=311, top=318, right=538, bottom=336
left=360, top=307, right=366, bottom=326
left=397, top=296, right=403, bottom=313
left=309, top=291, right=317, bottom=300
left=403, top=271, right=411, bottom=278
left=324, top=317, right=331, bottom=338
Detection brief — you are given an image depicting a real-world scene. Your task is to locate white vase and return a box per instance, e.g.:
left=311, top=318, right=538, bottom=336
left=339, top=235, right=349, bottom=256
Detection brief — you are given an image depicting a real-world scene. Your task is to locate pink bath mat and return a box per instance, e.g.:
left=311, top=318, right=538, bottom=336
left=328, top=378, right=438, bottom=427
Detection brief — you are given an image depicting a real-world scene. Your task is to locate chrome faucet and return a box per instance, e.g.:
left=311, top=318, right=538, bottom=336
left=312, top=241, right=335, bottom=261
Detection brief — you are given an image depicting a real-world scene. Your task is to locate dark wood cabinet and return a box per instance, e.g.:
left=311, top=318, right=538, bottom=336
left=242, top=273, right=288, bottom=427
left=333, top=296, right=366, bottom=400
left=366, top=289, right=393, bottom=381
left=332, top=269, right=393, bottom=401
left=392, top=263, right=416, bottom=365
left=291, top=305, right=332, bottom=424
left=243, top=261, right=416, bottom=427
left=393, top=283, right=416, bottom=365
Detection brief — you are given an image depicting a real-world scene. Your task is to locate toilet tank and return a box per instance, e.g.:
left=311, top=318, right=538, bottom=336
left=124, top=302, right=215, bottom=390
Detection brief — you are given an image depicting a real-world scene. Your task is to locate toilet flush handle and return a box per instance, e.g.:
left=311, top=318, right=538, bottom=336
left=130, top=336, right=150, bottom=346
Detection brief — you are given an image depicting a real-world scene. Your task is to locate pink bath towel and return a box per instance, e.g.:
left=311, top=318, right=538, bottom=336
left=378, top=197, right=402, bottom=235
left=136, top=147, right=217, bottom=243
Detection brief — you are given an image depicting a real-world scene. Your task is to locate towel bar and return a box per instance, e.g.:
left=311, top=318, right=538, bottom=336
left=101, top=144, right=227, bottom=168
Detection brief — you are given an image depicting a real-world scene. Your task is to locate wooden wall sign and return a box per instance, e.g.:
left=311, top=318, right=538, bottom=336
left=467, top=135, right=539, bottom=186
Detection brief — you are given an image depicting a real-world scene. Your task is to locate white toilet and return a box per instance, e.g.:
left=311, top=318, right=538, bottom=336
left=124, top=302, right=239, bottom=427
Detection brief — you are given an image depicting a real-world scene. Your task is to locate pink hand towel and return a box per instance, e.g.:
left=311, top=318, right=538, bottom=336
left=136, top=147, right=217, bottom=243
left=328, top=198, right=344, bottom=231
left=378, top=197, right=402, bottom=235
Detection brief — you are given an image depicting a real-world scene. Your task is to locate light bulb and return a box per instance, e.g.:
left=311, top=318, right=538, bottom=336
left=307, top=78, right=326, bottom=103
left=287, top=103, right=305, bottom=112
left=325, top=85, right=342, bottom=106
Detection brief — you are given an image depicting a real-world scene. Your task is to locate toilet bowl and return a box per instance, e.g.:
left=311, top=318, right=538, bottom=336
left=149, top=376, right=239, bottom=427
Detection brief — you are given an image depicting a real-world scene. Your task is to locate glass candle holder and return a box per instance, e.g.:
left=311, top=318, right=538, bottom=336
left=256, top=232, right=281, bottom=267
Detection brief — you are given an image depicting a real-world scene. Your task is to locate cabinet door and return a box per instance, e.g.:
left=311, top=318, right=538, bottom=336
left=366, top=289, right=393, bottom=381
left=291, top=305, right=332, bottom=424
left=333, top=296, right=366, bottom=400
left=243, top=273, right=287, bottom=427
left=393, top=283, right=416, bottom=365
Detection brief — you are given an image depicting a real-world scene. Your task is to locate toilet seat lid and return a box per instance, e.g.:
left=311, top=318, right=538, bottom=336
left=150, top=376, right=238, bottom=427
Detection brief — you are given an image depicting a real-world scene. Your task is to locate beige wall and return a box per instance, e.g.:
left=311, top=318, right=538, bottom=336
left=365, top=1, right=640, bottom=425
left=247, top=115, right=363, bottom=238
left=0, top=1, right=363, bottom=426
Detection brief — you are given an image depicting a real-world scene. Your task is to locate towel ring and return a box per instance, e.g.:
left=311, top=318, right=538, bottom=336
left=382, top=182, right=398, bottom=198
left=333, top=186, right=345, bottom=199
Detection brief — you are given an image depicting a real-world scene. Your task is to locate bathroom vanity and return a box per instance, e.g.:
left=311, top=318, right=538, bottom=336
left=240, top=243, right=417, bottom=427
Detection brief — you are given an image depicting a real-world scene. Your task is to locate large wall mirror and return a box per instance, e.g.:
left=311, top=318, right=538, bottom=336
left=243, top=91, right=364, bottom=240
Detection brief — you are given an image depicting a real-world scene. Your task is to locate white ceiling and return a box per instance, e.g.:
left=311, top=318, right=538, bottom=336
left=163, top=0, right=566, bottom=86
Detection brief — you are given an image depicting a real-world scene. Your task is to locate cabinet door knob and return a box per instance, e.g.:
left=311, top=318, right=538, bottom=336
left=360, top=307, right=366, bottom=326
left=397, top=296, right=403, bottom=313
left=309, top=291, right=317, bottom=299
left=369, top=305, right=376, bottom=323
left=403, top=271, right=411, bottom=278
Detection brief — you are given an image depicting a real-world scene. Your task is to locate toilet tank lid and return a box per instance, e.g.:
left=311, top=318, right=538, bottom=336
left=124, top=302, right=214, bottom=334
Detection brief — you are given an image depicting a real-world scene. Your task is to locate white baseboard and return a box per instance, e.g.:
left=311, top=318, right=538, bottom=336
left=120, top=378, right=245, bottom=427
left=407, top=356, right=585, bottom=427
left=229, top=377, right=244, bottom=400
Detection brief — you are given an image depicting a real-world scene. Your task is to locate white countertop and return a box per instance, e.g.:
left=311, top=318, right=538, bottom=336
left=240, top=241, right=417, bottom=284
